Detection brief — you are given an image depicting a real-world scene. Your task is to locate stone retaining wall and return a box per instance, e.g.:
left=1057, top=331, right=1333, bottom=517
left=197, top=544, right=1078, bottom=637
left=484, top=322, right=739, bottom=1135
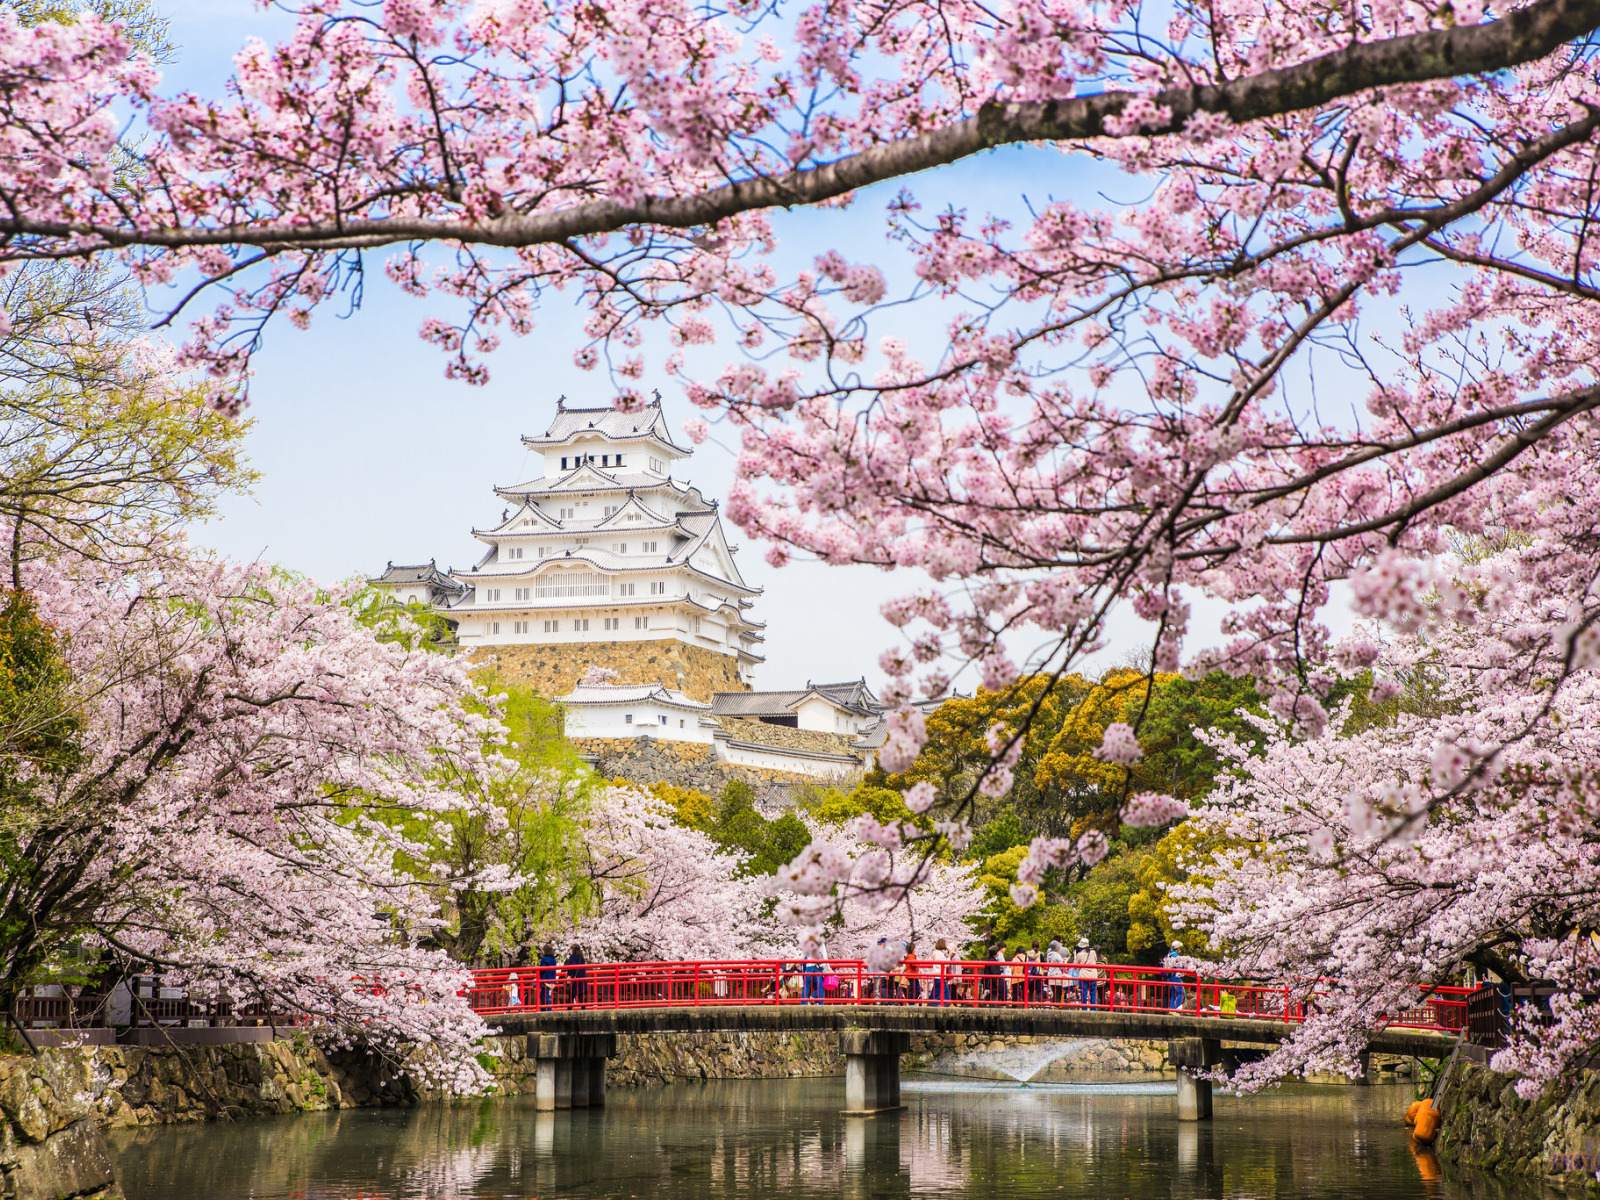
left=573, top=736, right=820, bottom=803
left=1436, top=1056, right=1600, bottom=1193
left=905, top=1033, right=1177, bottom=1080
left=470, top=1030, right=844, bottom=1096
left=472, top=640, right=748, bottom=703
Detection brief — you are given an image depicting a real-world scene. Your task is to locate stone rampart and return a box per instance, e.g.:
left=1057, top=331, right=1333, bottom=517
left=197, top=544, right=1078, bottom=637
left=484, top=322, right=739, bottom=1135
left=1436, top=1055, right=1600, bottom=1191
left=571, top=735, right=820, bottom=804
left=470, top=639, right=748, bottom=702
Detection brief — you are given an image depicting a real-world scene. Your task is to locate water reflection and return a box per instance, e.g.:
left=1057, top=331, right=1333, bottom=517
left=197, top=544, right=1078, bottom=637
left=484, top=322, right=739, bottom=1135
left=110, top=1078, right=1553, bottom=1200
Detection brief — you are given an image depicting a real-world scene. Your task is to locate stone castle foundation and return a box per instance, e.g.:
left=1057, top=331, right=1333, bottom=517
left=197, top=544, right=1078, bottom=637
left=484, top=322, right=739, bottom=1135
left=469, top=638, right=749, bottom=703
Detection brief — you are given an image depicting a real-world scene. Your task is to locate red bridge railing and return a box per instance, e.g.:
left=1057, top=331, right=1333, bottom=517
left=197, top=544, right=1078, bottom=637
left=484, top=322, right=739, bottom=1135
left=465, top=959, right=1472, bottom=1034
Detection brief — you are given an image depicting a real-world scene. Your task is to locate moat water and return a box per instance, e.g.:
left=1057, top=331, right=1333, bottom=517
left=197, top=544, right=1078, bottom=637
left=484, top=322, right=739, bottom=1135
left=109, top=1076, right=1552, bottom=1199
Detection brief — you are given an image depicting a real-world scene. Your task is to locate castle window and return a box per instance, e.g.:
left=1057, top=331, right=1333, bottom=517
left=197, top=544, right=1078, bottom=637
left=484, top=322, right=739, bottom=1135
left=514, top=587, right=530, bottom=601
left=513, top=620, right=528, bottom=634
left=538, top=547, right=547, bottom=557
left=614, top=543, right=627, bottom=554
left=604, top=505, right=618, bottom=518
left=561, top=457, right=568, bottom=469
left=618, top=583, right=636, bottom=597
left=604, top=617, right=619, bottom=631
left=508, top=547, right=523, bottom=559
left=543, top=619, right=558, bottom=632
left=648, top=456, right=663, bottom=472
left=559, top=507, right=575, bottom=519
left=534, top=572, right=608, bottom=599
left=625, top=714, right=632, bottom=725
left=635, top=616, right=648, bottom=629
left=575, top=618, right=590, bottom=632
left=650, top=581, right=665, bottom=595
left=659, top=715, right=667, bottom=725
left=642, top=540, right=658, bottom=553
left=486, top=589, right=501, bottom=601
left=488, top=621, right=500, bottom=635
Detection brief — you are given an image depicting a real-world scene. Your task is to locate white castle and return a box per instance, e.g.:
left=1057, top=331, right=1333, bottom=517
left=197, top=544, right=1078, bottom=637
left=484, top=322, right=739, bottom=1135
left=375, top=397, right=764, bottom=683
left=375, top=397, right=892, bottom=781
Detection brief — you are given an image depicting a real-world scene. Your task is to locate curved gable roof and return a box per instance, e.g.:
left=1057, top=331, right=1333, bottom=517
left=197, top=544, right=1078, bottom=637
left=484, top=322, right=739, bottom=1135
left=522, top=402, right=688, bottom=453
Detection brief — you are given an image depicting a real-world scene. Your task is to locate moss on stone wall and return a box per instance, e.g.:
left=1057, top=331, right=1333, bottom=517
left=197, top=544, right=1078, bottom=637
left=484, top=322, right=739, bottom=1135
left=470, top=639, right=749, bottom=703
left=1436, top=1057, right=1600, bottom=1191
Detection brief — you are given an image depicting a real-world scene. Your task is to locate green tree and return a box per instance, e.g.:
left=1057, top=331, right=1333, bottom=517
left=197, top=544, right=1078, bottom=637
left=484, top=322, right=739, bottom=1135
left=389, top=663, right=599, bottom=964
left=974, top=846, right=1078, bottom=952
left=1067, top=848, right=1153, bottom=964
left=654, top=779, right=811, bottom=878
left=798, top=782, right=918, bottom=828
left=0, top=262, right=254, bottom=575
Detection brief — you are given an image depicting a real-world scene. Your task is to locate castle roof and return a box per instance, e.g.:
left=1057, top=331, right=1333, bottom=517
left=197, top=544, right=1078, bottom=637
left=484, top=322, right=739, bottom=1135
left=493, top=468, right=696, bottom=503
left=709, top=678, right=880, bottom=719
left=369, top=561, right=466, bottom=595
left=523, top=400, right=687, bottom=453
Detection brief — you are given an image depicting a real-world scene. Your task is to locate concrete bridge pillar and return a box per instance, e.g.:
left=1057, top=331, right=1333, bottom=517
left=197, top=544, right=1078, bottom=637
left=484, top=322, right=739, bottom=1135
left=841, top=1030, right=909, bottom=1115
left=1169, top=1037, right=1221, bottom=1121
left=531, top=1033, right=617, bottom=1111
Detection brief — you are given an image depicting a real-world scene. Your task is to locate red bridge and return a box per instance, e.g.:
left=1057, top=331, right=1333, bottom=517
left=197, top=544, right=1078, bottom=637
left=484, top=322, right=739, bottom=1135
left=466, top=957, right=1471, bottom=1033
left=466, top=958, right=1472, bottom=1120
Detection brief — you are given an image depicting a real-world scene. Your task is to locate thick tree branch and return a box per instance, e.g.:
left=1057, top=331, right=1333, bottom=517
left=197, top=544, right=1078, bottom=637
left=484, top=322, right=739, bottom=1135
left=4, top=0, right=1599, bottom=255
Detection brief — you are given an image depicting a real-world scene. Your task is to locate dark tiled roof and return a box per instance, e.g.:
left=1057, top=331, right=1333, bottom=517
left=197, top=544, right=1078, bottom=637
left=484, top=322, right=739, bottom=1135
left=710, top=690, right=810, bottom=718
left=371, top=562, right=465, bottom=594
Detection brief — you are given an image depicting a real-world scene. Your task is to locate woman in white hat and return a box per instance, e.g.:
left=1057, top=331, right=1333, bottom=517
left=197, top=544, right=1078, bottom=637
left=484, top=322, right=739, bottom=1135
left=1074, top=937, right=1099, bottom=1007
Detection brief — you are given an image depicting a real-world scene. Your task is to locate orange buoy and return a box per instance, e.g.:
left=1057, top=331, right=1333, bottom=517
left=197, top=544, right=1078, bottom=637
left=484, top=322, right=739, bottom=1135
left=1412, top=1105, right=1442, bottom=1145
left=1404, top=1099, right=1426, bottom=1126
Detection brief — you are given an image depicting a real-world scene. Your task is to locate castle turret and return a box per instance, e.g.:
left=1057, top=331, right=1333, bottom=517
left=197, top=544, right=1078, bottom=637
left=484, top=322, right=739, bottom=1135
left=378, top=398, right=763, bottom=699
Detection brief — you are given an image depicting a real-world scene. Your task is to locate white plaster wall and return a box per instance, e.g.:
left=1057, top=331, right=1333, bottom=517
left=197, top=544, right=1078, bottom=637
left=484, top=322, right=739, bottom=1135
left=793, top=696, right=841, bottom=733
left=564, top=703, right=713, bottom=743
left=714, top=740, right=863, bottom=780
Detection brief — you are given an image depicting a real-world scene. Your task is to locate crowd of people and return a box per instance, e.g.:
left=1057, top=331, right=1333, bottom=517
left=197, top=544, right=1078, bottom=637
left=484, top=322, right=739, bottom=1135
left=484, top=939, right=1195, bottom=1012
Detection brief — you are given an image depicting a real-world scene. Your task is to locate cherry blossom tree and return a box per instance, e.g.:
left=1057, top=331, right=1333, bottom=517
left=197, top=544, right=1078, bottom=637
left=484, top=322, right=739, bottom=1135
left=3, top=0, right=1596, bottom=758
left=770, top=812, right=984, bottom=967
left=1161, top=541, right=1600, bottom=1091
left=3, top=539, right=503, bottom=1088
left=8, top=0, right=1600, bottom=1074
left=570, top=785, right=781, bottom=960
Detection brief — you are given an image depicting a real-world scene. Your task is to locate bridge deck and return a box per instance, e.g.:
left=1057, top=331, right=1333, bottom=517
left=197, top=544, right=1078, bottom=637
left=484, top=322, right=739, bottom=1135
left=487, top=1004, right=1456, bottom=1058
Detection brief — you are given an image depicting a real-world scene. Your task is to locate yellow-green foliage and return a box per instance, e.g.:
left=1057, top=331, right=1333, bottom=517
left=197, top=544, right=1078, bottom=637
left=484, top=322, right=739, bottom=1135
left=799, top=783, right=918, bottom=827
left=1126, top=820, right=1236, bottom=959
left=645, top=781, right=716, bottom=829
left=975, top=846, right=1078, bottom=951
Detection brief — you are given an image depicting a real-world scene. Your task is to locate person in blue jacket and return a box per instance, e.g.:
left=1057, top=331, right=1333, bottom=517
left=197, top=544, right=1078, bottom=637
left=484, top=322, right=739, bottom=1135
left=538, top=945, right=558, bottom=1010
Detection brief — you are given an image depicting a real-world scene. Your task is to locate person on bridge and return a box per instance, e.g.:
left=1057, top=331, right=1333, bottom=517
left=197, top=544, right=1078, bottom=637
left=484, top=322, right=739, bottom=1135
left=1074, top=938, right=1100, bottom=1007
left=538, top=945, right=558, bottom=1010
left=928, top=938, right=951, bottom=1005
left=982, top=945, right=1005, bottom=1004
left=802, top=940, right=828, bottom=1004
left=565, top=944, right=588, bottom=1007
left=1162, top=941, right=1186, bottom=1010
left=1046, top=939, right=1067, bottom=1005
